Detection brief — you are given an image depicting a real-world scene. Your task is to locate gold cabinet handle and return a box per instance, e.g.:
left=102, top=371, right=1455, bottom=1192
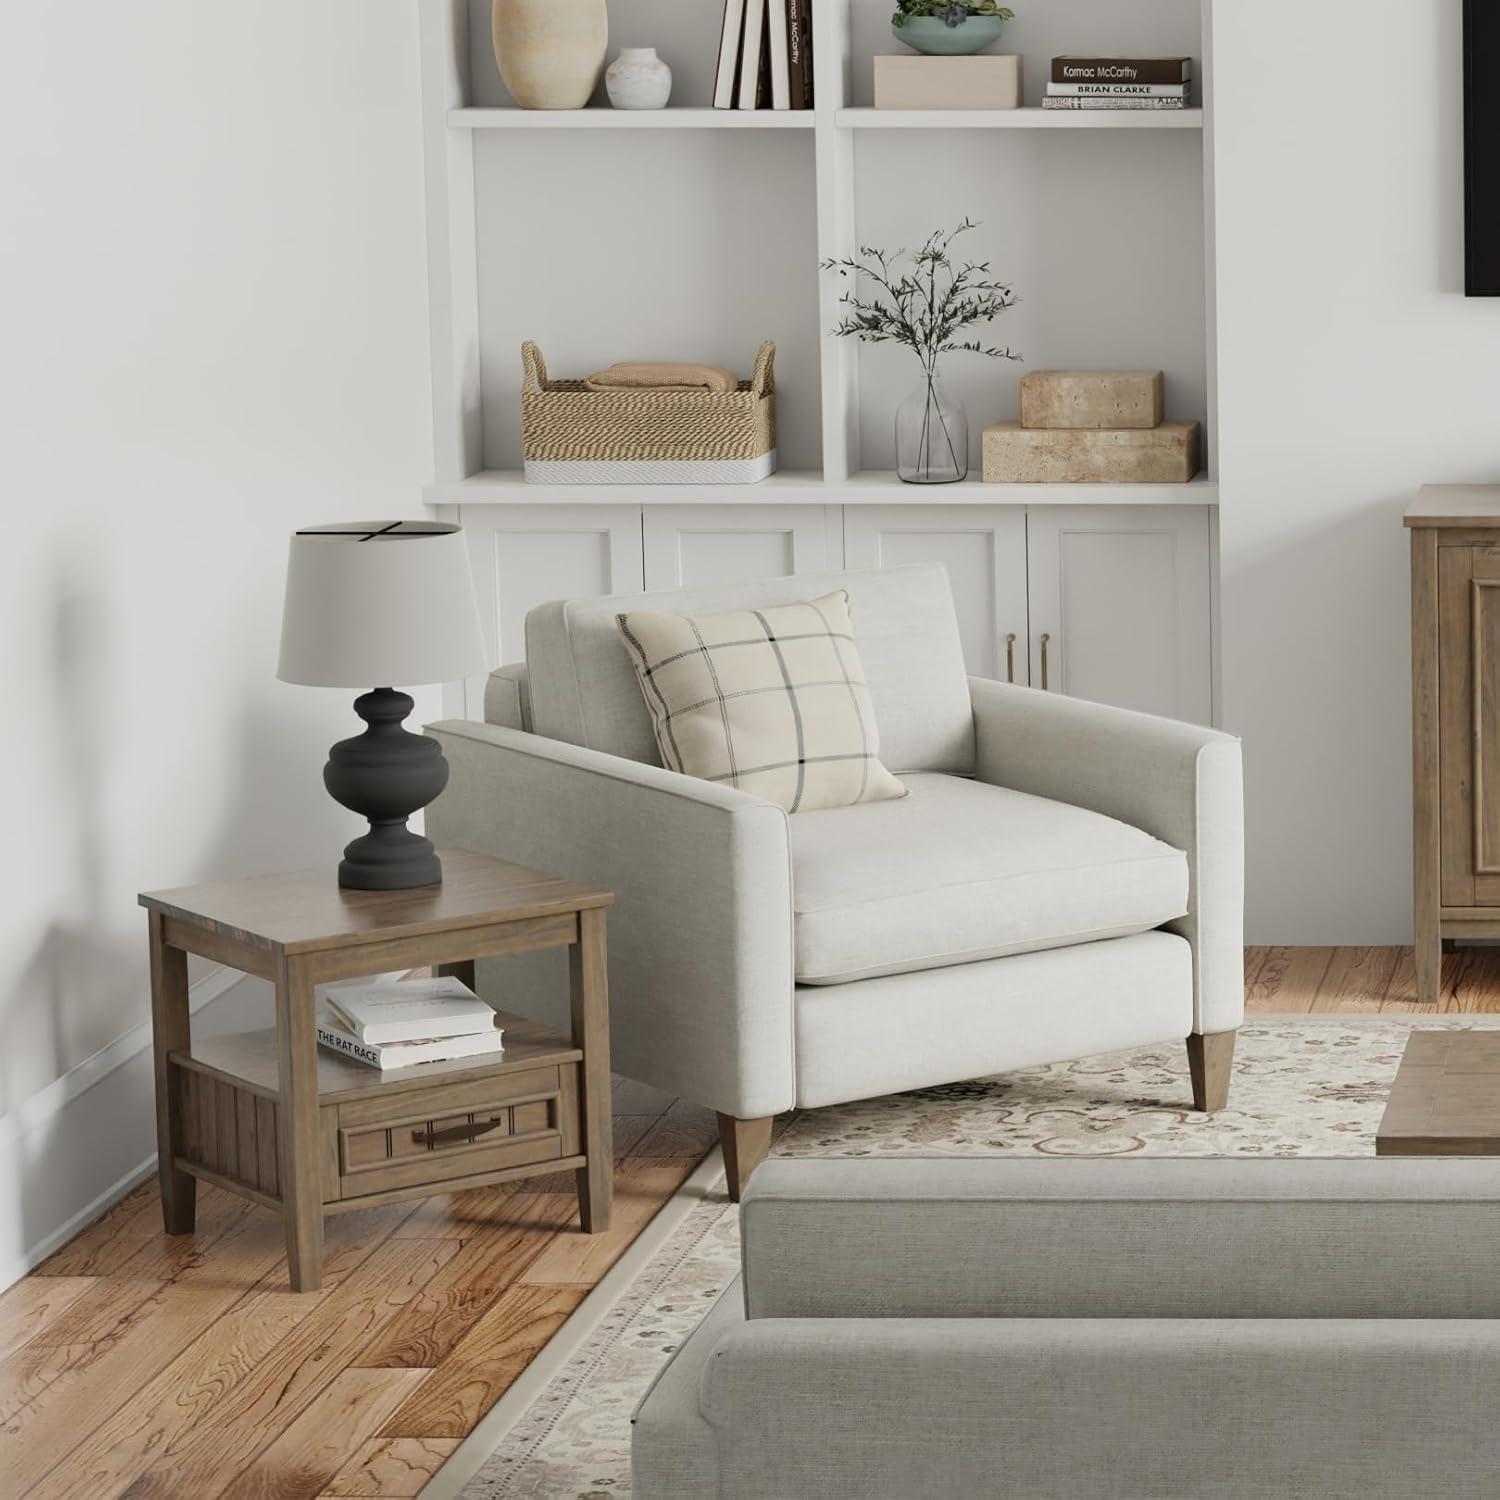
left=412, top=1114, right=505, bottom=1150
left=1005, top=632, right=1017, bottom=683
left=1040, top=633, right=1051, bottom=690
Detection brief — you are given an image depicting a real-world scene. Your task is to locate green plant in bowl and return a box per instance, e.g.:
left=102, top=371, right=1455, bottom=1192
left=892, top=1, right=1015, bottom=57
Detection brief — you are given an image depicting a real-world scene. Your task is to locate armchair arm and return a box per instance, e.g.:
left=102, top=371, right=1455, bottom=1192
left=425, top=719, right=794, bottom=1118
left=969, top=677, right=1244, bottom=1034
left=739, top=1157, right=1500, bottom=1322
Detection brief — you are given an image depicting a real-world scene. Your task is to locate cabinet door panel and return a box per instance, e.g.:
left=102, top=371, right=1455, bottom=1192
left=1027, top=506, right=1212, bottom=724
left=642, top=505, right=841, bottom=591
left=1437, top=542, right=1500, bottom=905
left=460, top=504, right=644, bottom=718
left=843, top=506, right=1030, bottom=683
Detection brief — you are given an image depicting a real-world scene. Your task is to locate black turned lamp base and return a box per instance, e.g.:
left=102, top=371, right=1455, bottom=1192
left=324, top=688, right=449, bottom=891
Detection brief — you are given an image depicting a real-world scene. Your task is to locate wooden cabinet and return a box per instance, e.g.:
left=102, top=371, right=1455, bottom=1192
left=1027, top=506, right=1213, bottom=725
left=456, top=498, right=1214, bottom=727
left=460, top=504, right=645, bottom=717
left=1406, top=485, right=1500, bottom=1004
left=844, top=506, right=1030, bottom=683
left=845, top=502, right=1212, bottom=717
left=642, top=504, right=841, bottom=590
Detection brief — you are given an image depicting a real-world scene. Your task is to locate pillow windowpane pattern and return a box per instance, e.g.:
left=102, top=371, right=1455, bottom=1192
left=616, top=591, right=906, bottom=813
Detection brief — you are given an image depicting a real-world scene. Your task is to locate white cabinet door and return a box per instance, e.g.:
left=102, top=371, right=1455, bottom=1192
left=843, top=505, right=1030, bottom=684
left=642, top=505, right=842, bottom=591
left=1026, top=505, right=1212, bottom=724
left=459, top=504, right=644, bottom=718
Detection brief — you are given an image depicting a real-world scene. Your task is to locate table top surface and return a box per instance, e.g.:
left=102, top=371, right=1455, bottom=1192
left=140, top=848, right=612, bottom=954
left=1404, top=484, right=1500, bottom=528
left=1376, top=1029, right=1500, bottom=1152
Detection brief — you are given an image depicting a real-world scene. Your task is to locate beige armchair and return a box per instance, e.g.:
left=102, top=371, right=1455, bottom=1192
left=426, top=564, right=1243, bottom=1199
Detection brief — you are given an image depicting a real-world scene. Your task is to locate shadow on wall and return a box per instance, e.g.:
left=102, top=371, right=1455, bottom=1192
left=1222, top=487, right=1415, bottom=945
left=2, top=544, right=353, bottom=1268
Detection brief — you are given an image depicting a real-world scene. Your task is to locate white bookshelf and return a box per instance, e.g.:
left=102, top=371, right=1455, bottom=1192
left=420, top=0, right=1222, bottom=724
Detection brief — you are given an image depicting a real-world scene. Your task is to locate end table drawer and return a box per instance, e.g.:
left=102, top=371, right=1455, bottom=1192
left=332, top=1063, right=580, bottom=1200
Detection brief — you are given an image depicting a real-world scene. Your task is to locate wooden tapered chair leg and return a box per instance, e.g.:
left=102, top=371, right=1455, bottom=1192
left=1187, top=1030, right=1237, bottom=1113
left=718, top=1114, right=773, bottom=1203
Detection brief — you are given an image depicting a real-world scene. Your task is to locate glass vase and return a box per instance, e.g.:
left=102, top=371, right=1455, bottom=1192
left=896, top=372, right=969, bottom=484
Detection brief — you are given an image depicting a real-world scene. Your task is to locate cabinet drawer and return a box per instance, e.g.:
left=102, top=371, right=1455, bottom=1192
left=332, top=1063, right=579, bottom=1200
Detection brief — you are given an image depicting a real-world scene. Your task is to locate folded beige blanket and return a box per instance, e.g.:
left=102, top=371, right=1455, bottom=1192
left=583, top=361, right=739, bottom=394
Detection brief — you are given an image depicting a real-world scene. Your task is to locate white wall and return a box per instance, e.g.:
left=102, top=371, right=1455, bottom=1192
left=1213, top=0, right=1500, bottom=942
left=0, top=2, right=433, bottom=1282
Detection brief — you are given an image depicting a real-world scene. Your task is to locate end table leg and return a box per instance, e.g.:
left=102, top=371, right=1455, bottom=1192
left=148, top=913, right=196, bottom=1234
left=275, top=955, right=324, bottom=1291
left=569, top=907, right=612, bottom=1233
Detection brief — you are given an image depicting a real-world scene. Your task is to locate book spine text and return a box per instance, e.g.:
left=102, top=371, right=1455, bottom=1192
left=1052, top=59, right=1192, bottom=85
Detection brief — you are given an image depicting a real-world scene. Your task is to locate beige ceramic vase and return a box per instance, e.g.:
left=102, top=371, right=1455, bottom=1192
left=493, top=0, right=608, bottom=110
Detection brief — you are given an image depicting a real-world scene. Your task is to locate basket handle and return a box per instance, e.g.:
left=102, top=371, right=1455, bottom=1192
left=751, top=341, right=776, bottom=399
left=521, top=340, right=549, bottom=394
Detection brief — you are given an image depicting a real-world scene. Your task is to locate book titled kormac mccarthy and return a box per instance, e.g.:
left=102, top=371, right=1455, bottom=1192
left=1052, top=56, right=1192, bottom=85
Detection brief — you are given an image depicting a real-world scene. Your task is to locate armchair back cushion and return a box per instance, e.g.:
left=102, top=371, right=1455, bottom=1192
left=525, top=564, right=974, bottom=774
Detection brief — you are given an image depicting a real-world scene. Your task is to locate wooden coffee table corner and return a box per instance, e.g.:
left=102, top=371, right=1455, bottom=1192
left=1375, top=1029, right=1500, bottom=1156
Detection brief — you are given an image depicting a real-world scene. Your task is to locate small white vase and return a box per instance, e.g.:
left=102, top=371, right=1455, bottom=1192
left=606, top=48, right=672, bottom=110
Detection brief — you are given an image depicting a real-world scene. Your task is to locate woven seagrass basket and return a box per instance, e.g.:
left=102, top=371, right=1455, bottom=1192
left=520, top=340, right=777, bottom=485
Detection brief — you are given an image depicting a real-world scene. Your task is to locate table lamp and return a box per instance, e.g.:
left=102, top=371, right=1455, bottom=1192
left=277, top=520, right=488, bottom=890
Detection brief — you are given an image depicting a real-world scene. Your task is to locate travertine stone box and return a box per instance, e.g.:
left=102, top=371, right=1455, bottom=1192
left=983, top=420, right=1201, bottom=483
left=873, top=54, right=1022, bottom=111
left=1020, top=370, right=1163, bottom=430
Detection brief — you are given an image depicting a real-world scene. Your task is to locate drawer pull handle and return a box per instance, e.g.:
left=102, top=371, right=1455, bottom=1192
left=412, top=1114, right=505, bottom=1150
left=1005, top=632, right=1017, bottom=683
left=1039, top=632, right=1051, bottom=691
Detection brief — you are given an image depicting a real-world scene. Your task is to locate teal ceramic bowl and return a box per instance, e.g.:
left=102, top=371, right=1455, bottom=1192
left=892, top=15, right=1006, bottom=56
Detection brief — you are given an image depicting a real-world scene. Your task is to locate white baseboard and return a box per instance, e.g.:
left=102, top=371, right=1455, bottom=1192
left=0, top=965, right=263, bottom=1291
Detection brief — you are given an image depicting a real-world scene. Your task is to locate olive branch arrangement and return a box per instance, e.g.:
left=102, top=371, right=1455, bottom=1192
left=820, top=219, right=1020, bottom=374
left=822, top=221, right=1019, bottom=477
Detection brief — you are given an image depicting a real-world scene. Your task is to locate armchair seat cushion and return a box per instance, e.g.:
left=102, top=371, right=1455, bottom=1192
left=791, top=773, right=1189, bottom=985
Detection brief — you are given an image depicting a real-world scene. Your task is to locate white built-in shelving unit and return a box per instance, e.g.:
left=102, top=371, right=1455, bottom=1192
left=421, top=0, right=1221, bottom=725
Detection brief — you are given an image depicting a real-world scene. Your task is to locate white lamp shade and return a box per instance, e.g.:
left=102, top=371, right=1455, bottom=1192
left=277, top=521, right=489, bottom=688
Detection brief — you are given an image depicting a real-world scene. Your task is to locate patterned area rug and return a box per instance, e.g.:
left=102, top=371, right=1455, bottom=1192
left=460, top=1018, right=1497, bottom=1498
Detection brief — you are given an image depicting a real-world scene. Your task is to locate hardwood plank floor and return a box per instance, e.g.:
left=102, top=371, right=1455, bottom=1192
left=8, top=948, right=1500, bottom=1498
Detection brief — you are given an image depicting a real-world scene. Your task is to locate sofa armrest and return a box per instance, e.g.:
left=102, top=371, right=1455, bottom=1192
left=739, top=1157, right=1500, bottom=1321
left=969, top=676, right=1244, bottom=1034
left=694, top=1318, right=1500, bottom=1500
left=425, top=719, right=794, bottom=1118
left=483, top=661, right=531, bottom=731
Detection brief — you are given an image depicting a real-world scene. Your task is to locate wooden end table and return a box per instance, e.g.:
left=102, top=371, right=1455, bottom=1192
left=139, top=849, right=613, bottom=1291
left=1375, top=1029, right=1500, bottom=1156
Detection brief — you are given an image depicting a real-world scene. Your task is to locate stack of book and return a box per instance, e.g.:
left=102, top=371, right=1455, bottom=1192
left=316, top=975, right=504, bottom=1071
left=1043, top=56, right=1191, bottom=111
left=714, top=0, right=814, bottom=111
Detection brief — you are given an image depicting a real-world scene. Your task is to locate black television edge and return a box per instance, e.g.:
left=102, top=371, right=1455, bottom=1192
left=1465, top=0, right=1500, bottom=295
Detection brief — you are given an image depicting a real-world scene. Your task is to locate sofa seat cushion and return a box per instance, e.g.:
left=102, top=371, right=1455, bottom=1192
left=791, top=773, right=1189, bottom=985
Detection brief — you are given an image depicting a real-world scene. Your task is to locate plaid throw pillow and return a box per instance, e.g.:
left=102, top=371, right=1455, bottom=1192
left=616, top=591, right=906, bottom=814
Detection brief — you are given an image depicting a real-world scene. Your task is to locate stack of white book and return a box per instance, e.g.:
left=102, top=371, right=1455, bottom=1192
left=316, top=976, right=504, bottom=1071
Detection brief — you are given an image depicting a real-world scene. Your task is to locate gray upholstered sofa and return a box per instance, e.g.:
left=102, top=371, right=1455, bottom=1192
left=632, top=1157, right=1500, bottom=1499
left=426, top=564, right=1244, bottom=1197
